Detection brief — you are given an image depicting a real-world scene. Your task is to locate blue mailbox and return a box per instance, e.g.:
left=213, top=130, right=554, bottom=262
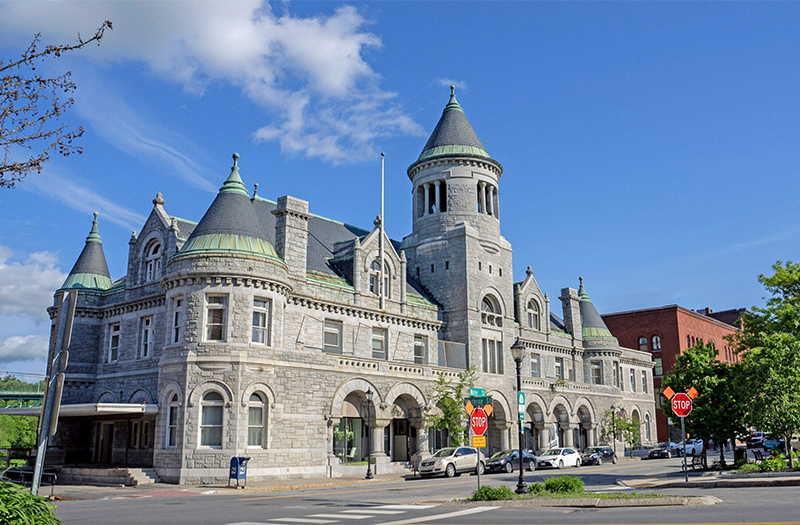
left=229, top=457, right=250, bottom=488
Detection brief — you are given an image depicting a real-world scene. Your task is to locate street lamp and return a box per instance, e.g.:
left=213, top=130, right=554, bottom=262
left=365, top=388, right=374, bottom=480
left=510, top=338, right=527, bottom=495
left=610, top=405, right=617, bottom=456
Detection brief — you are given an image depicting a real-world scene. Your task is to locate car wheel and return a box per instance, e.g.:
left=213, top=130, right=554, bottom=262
left=575, top=459, right=580, bottom=468
left=667, top=451, right=672, bottom=458
left=612, top=456, right=618, bottom=464
left=527, top=461, right=534, bottom=471
left=505, top=462, right=513, bottom=473
left=445, top=463, right=456, bottom=478
left=596, top=457, right=603, bottom=466
left=476, top=462, right=485, bottom=476
left=557, top=459, right=564, bottom=469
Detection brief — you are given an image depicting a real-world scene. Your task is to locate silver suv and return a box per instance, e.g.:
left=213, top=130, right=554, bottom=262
left=418, top=447, right=485, bottom=478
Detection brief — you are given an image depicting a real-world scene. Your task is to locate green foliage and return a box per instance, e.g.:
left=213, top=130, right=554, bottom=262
left=759, top=456, right=788, bottom=472
left=543, top=475, right=584, bottom=494
left=528, top=482, right=546, bottom=496
left=0, top=376, right=45, bottom=393
left=425, top=367, right=475, bottom=446
left=469, top=485, right=518, bottom=501
left=0, top=481, right=62, bottom=525
left=735, top=462, right=761, bottom=472
left=599, top=409, right=639, bottom=457
left=0, top=416, right=38, bottom=449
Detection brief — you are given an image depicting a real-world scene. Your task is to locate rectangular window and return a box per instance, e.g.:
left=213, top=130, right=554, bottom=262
left=172, top=298, right=183, bottom=344
left=142, top=421, right=150, bottom=448
left=654, top=358, right=663, bottom=377
left=140, top=317, right=152, bottom=358
left=167, top=405, right=177, bottom=448
left=591, top=361, right=603, bottom=385
left=613, top=362, right=621, bottom=387
left=324, top=320, right=343, bottom=354
left=555, top=357, right=564, bottom=380
left=108, top=323, right=120, bottom=362
left=206, top=295, right=227, bottom=341
left=482, top=339, right=503, bottom=374
left=131, top=421, right=140, bottom=448
left=530, top=354, right=540, bottom=377
left=642, top=370, right=648, bottom=393
left=414, top=335, right=427, bottom=365
left=630, top=369, right=636, bottom=392
left=252, top=298, right=271, bottom=345
left=568, top=362, right=575, bottom=381
left=369, top=274, right=378, bottom=294
left=372, top=328, right=387, bottom=359
left=248, top=405, right=264, bottom=447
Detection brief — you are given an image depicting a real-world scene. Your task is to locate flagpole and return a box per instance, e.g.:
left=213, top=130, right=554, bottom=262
left=380, top=152, right=385, bottom=311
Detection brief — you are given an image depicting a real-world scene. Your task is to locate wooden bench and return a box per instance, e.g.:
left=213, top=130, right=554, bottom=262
left=752, top=450, right=764, bottom=463
left=682, top=454, right=704, bottom=471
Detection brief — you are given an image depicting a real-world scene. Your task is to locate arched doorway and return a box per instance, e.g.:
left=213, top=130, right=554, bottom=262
left=552, top=404, right=570, bottom=447
left=385, top=394, right=419, bottom=462
left=333, top=391, right=370, bottom=464
left=576, top=405, right=593, bottom=451
left=524, top=403, right=545, bottom=452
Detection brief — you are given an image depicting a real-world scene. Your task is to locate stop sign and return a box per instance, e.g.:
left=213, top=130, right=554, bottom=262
left=672, top=393, right=693, bottom=417
left=470, top=407, right=488, bottom=436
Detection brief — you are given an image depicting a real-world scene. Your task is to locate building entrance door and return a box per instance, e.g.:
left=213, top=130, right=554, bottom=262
left=97, top=422, right=114, bottom=463
left=393, top=419, right=409, bottom=462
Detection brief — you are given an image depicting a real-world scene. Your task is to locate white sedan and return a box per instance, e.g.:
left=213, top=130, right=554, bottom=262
left=536, top=447, right=582, bottom=469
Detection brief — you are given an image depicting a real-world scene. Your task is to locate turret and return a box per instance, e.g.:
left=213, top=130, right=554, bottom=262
left=60, top=212, right=112, bottom=291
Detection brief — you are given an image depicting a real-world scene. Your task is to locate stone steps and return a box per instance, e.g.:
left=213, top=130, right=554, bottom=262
left=58, top=467, right=161, bottom=486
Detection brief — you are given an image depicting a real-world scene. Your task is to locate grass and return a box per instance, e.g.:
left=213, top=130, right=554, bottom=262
left=467, top=475, right=668, bottom=502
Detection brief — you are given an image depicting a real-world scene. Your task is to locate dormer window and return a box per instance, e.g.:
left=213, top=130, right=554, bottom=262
left=369, top=259, right=390, bottom=298
left=145, top=242, right=162, bottom=282
left=481, top=296, right=502, bottom=327
left=527, top=300, right=540, bottom=330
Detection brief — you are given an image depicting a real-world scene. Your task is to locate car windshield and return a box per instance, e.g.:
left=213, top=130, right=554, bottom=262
left=585, top=447, right=602, bottom=454
left=431, top=448, right=456, bottom=458
left=658, top=443, right=669, bottom=449
left=490, top=451, right=512, bottom=459
left=541, top=449, right=563, bottom=456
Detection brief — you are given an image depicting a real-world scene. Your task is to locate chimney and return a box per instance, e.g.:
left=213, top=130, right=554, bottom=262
left=272, top=195, right=311, bottom=279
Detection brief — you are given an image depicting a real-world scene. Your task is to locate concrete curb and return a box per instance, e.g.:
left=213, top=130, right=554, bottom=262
left=442, top=496, right=716, bottom=507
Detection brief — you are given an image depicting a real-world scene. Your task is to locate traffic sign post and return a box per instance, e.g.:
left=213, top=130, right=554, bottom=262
left=668, top=391, right=694, bottom=482
left=517, top=391, right=525, bottom=421
left=470, top=407, right=488, bottom=436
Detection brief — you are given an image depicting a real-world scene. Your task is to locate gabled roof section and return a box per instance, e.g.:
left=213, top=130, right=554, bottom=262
left=176, top=154, right=280, bottom=261
left=61, top=213, right=112, bottom=291
left=577, top=277, right=616, bottom=340
left=409, top=86, right=493, bottom=172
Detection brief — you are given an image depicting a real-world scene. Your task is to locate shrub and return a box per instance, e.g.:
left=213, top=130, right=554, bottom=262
left=469, top=485, right=517, bottom=501
left=736, top=462, right=761, bottom=472
left=0, top=481, right=62, bottom=525
left=544, top=475, right=584, bottom=494
left=528, top=482, right=546, bottom=496
left=759, top=457, right=787, bottom=472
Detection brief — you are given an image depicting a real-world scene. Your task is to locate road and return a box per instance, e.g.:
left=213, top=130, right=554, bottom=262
left=53, top=456, right=800, bottom=525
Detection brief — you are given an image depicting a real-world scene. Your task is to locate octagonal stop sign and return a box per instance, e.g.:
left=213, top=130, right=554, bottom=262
left=672, top=392, right=693, bottom=417
left=470, top=407, right=488, bottom=436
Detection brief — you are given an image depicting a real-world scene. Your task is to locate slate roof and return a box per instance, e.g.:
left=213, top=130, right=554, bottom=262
left=577, top=278, right=616, bottom=340
left=61, top=213, right=112, bottom=291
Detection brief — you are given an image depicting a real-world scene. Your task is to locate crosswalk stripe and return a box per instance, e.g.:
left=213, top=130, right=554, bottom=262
left=308, top=514, right=372, bottom=519
left=341, top=509, right=405, bottom=515
left=373, top=504, right=435, bottom=509
left=268, top=519, right=337, bottom=524
left=374, top=506, right=498, bottom=525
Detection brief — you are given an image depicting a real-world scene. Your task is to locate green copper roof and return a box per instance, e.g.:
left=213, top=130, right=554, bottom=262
left=61, top=213, right=113, bottom=291
left=577, top=277, right=616, bottom=340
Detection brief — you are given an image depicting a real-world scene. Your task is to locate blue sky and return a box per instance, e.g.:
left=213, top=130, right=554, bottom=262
left=1, top=1, right=798, bottom=380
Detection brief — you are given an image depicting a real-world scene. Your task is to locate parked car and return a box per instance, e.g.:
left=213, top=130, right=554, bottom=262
left=680, top=439, right=704, bottom=456
left=418, top=447, right=485, bottom=478
left=536, top=448, right=582, bottom=469
left=763, top=435, right=786, bottom=452
left=648, top=442, right=677, bottom=459
left=581, top=446, right=618, bottom=465
left=747, top=432, right=765, bottom=448
left=486, top=449, right=536, bottom=473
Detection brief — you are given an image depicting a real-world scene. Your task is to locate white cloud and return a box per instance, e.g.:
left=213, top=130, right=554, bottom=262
left=0, top=1, right=425, bottom=163
left=0, top=335, right=49, bottom=362
left=0, top=247, right=66, bottom=323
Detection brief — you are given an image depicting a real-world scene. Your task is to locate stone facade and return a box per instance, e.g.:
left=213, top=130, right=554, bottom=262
left=47, top=90, right=656, bottom=484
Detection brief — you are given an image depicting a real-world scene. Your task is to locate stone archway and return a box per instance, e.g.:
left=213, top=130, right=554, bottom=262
left=384, top=382, right=427, bottom=461
left=524, top=399, right=546, bottom=452
left=552, top=403, right=570, bottom=448
left=576, top=405, right=593, bottom=450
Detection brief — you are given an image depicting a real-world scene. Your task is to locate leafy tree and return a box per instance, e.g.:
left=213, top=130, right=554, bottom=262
left=425, top=367, right=475, bottom=447
left=661, top=341, right=749, bottom=467
left=0, top=415, right=37, bottom=449
left=599, top=409, right=639, bottom=458
left=1, top=21, right=111, bottom=188
left=730, top=260, right=800, bottom=468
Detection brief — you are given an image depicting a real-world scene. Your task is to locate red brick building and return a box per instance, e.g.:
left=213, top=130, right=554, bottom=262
left=601, top=306, right=744, bottom=443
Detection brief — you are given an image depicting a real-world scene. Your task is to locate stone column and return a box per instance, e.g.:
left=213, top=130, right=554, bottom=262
left=585, top=424, right=596, bottom=447
left=399, top=251, right=407, bottom=312
left=327, top=417, right=340, bottom=460
left=500, top=425, right=510, bottom=450
left=562, top=423, right=574, bottom=447
left=478, top=181, right=486, bottom=214
left=535, top=422, right=548, bottom=450
left=424, top=184, right=431, bottom=215
left=486, top=185, right=494, bottom=216
left=493, top=186, right=499, bottom=219
left=434, top=181, right=441, bottom=213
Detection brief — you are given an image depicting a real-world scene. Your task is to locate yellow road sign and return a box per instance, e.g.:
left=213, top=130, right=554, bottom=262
left=472, top=435, right=486, bottom=448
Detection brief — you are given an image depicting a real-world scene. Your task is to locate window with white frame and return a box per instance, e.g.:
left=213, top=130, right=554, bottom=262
left=629, top=368, right=636, bottom=392
left=140, top=317, right=153, bottom=358
left=248, top=393, right=267, bottom=448
left=200, top=391, right=224, bottom=447
left=166, top=393, right=179, bottom=448
left=145, top=242, right=162, bottom=282
left=642, top=370, right=648, bottom=393
left=591, top=361, right=603, bottom=385
left=372, top=328, right=387, bottom=359
left=530, top=354, right=541, bottom=377
left=414, top=335, right=427, bottom=365
left=252, top=298, right=271, bottom=345
left=527, top=300, right=540, bottom=330
left=481, top=296, right=502, bottom=327
left=172, top=298, right=183, bottom=344
left=555, top=357, right=564, bottom=380
left=369, top=259, right=390, bottom=298
left=108, top=323, right=120, bottom=362
left=130, top=420, right=149, bottom=449
left=652, top=335, right=662, bottom=351
left=638, top=336, right=648, bottom=351
left=205, top=295, right=227, bottom=341
left=482, top=338, right=503, bottom=374
left=645, top=414, right=652, bottom=441
left=323, top=320, right=343, bottom=354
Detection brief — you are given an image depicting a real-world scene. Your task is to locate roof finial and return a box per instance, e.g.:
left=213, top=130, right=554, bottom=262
left=445, top=85, right=462, bottom=113
left=219, top=152, right=248, bottom=196
left=233, top=152, right=239, bottom=167
left=253, top=183, right=259, bottom=197
left=450, top=85, right=455, bottom=96
left=526, top=266, right=533, bottom=276
left=86, top=212, right=103, bottom=244
left=153, top=192, right=165, bottom=206
left=579, top=276, right=583, bottom=286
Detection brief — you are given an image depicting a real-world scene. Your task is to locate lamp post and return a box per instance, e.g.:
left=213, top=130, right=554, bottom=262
left=365, top=388, right=374, bottom=480
left=510, top=338, right=527, bottom=495
left=610, top=405, right=617, bottom=456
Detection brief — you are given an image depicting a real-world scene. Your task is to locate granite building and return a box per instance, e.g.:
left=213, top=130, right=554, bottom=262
left=41, top=88, right=656, bottom=483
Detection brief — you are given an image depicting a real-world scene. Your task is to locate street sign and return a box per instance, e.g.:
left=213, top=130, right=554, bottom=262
left=469, top=388, right=486, bottom=397
left=470, top=407, right=488, bottom=436
left=672, top=392, right=693, bottom=417
left=464, top=396, right=493, bottom=416
left=472, top=435, right=486, bottom=448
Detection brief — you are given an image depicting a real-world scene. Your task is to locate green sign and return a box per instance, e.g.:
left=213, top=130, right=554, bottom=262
left=465, top=396, right=493, bottom=407
left=469, top=388, right=486, bottom=397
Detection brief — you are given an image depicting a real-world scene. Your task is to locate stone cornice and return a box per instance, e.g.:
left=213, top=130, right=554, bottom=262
left=271, top=208, right=312, bottom=222
left=102, top=296, right=166, bottom=318
left=408, top=156, right=502, bottom=179
left=520, top=340, right=582, bottom=358
left=287, top=295, right=441, bottom=332
left=620, top=356, right=655, bottom=368
left=162, top=274, right=292, bottom=297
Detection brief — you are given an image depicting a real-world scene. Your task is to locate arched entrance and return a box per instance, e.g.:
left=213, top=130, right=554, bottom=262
left=552, top=404, right=570, bottom=447
left=333, top=391, right=369, bottom=464
left=576, top=405, right=593, bottom=450
left=524, top=402, right=545, bottom=452
left=385, top=394, right=419, bottom=462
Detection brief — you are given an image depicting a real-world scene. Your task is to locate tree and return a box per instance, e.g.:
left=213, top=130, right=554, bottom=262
left=661, top=341, right=749, bottom=467
left=1, top=21, right=112, bottom=188
left=425, top=367, right=475, bottom=447
left=599, top=408, right=639, bottom=458
left=730, top=261, right=800, bottom=468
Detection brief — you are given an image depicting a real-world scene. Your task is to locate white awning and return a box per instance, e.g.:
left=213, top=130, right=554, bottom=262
left=0, top=403, right=158, bottom=417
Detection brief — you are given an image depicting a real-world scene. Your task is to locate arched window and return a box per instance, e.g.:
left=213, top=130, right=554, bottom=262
left=248, top=393, right=267, bottom=448
left=652, top=335, right=662, bottom=351
left=527, top=300, right=540, bottom=330
left=369, top=259, right=390, bottom=298
left=638, top=336, right=648, bottom=352
left=166, top=393, right=179, bottom=448
left=200, top=391, right=224, bottom=448
left=481, top=296, right=502, bottom=327
left=145, top=242, right=161, bottom=282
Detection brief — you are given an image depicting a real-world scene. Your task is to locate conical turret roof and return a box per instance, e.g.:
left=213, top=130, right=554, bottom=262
left=577, top=278, right=616, bottom=340
left=410, top=86, right=493, bottom=169
left=177, top=153, right=280, bottom=261
left=61, top=213, right=112, bottom=291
